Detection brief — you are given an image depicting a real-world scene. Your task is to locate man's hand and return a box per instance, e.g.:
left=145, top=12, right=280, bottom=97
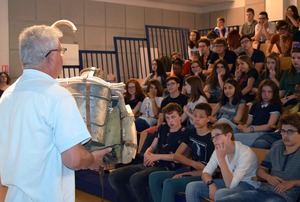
left=89, top=147, right=112, bottom=170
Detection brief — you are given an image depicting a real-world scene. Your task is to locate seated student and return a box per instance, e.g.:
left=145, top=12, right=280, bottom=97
left=0, top=72, right=11, bottom=98
left=208, top=38, right=237, bottom=74
left=185, top=122, right=260, bottom=202
left=234, top=79, right=282, bottom=147
left=204, top=59, right=233, bottom=103
left=252, top=82, right=300, bottom=149
left=214, top=17, right=228, bottom=38
left=198, top=38, right=214, bottom=76
left=285, top=5, right=300, bottom=35
left=181, top=60, right=206, bottom=95
left=252, top=52, right=281, bottom=94
left=252, top=11, right=276, bottom=43
left=290, top=82, right=300, bottom=114
left=170, top=51, right=190, bottom=76
left=240, top=8, right=258, bottom=38
left=235, top=55, right=259, bottom=103
left=210, top=78, right=246, bottom=129
left=106, top=73, right=117, bottom=83
left=149, top=103, right=214, bottom=202
left=206, top=30, right=219, bottom=51
left=138, top=76, right=188, bottom=153
left=124, top=78, right=146, bottom=117
left=218, top=113, right=300, bottom=202
left=280, top=44, right=300, bottom=107
left=227, top=30, right=244, bottom=55
left=171, top=58, right=185, bottom=91
left=187, top=30, right=200, bottom=60
left=135, top=80, right=164, bottom=133
left=142, top=58, right=167, bottom=89
left=239, top=35, right=265, bottom=73
left=266, top=20, right=293, bottom=57
left=181, top=76, right=207, bottom=126
left=108, top=103, right=186, bottom=202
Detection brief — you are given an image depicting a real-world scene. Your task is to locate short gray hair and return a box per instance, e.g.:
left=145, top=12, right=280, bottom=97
left=19, top=25, right=63, bottom=68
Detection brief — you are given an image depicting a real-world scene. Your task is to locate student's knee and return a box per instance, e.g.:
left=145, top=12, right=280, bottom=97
left=215, top=188, right=230, bottom=200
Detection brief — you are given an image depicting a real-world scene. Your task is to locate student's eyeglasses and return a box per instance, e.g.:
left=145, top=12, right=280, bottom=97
left=214, top=44, right=224, bottom=48
left=280, top=129, right=298, bottom=136
left=166, top=82, right=176, bottom=87
left=45, top=48, right=67, bottom=57
left=240, top=40, right=250, bottom=45
left=279, top=27, right=287, bottom=30
left=211, top=133, right=225, bottom=141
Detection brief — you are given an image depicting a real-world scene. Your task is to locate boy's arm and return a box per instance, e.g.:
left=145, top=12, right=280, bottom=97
left=174, top=143, right=206, bottom=170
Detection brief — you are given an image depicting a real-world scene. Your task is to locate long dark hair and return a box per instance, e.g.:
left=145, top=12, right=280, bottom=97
left=286, top=5, right=299, bottom=22
left=188, top=30, right=200, bottom=49
left=220, top=78, right=243, bottom=106
left=186, top=76, right=207, bottom=102
left=205, top=59, right=232, bottom=89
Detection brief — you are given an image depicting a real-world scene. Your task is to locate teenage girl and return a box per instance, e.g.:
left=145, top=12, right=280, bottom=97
left=142, top=58, right=167, bottom=89
left=188, top=30, right=200, bottom=60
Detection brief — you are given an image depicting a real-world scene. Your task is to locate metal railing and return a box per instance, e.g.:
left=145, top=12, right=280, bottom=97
left=145, top=25, right=190, bottom=62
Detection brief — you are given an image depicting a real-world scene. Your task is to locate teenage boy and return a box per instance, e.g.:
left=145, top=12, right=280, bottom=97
left=240, top=8, right=258, bottom=38
left=218, top=113, right=300, bottom=202
left=149, top=103, right=215, bottom=202
left=138, top=76, right=187, bottom=153
left=267, top=20, right=293, bottom=57
left=208, top=38, right=237, bottom=74
left=108, top=103, right=186, bottom=202
left=198, top=38, right=214, bottom=75
left=214, top=17, right=228, bottom=38
left=185, top=122, right=260, bottom=201
left=239, top=35, right=265, bottom=73
left=253, top=11, right=276, bottom=43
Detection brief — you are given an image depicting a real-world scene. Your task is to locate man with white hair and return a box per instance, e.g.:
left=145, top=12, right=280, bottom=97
left=0, top=25, right=111, bottom=202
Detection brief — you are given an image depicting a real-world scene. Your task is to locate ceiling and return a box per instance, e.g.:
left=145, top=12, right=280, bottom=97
left=134, top=0, right=235, bottom=7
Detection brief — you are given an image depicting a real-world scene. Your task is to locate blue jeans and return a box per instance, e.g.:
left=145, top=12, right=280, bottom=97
left=185, top=179, right=255, bottom=202
left=234, top=132, right=265, bottom=146
left=251, top=132, right=282, bottom=149
left=217, top=118, right=239, bottom=133
left=149, top=170, right=200, bottom=202
left=216, top=187, right=287, bottom=202
left=108, top=164, right=167, bottom=202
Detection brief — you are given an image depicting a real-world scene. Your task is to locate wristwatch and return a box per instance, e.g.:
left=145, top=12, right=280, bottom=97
left=206, top=180, right=214, bottom=186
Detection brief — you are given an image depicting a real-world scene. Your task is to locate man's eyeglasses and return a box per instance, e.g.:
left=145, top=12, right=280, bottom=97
left=211, top=133, right=224, bottom=141
left=280, top=129, right=298, bottom=136
left=198, top=45, right=207, bottom=48
left=45, top=48, right=67, bottom=57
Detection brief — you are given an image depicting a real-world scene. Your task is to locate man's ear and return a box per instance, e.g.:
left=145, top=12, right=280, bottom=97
left=45, top=54, right=55, bottom=69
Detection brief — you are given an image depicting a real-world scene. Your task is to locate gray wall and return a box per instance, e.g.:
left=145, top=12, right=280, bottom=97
left=8, top=0, right=265, bottom=80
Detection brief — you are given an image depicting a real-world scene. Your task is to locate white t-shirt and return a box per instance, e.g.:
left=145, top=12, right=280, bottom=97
left=187, top=96, right=207, bottom=125
left=203, top=141, right=260, bottom=189
left=254, top=21, right=276, bottom=42
left=139, top=96, right=163, bottom=126
left=0, top=69, right=91, bottom=202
